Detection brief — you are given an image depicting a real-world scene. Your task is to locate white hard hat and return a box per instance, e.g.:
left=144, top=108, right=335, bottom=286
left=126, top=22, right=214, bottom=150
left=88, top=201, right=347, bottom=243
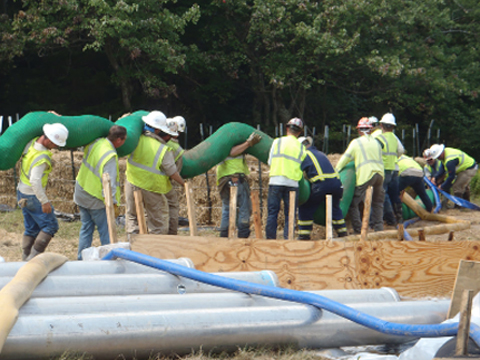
left=166, top=118, right=179, bottom=134
left=172, top=116, right=186, bottom=133
left=380, top=113, right=396, bottom=126
left=429, top=144, right=445, bottom=160
left=368, top=116, right=378, bottom=124
left=43, top=123, right=69, bottom=147
left=297, top=136, right=313, bottom=147
left=142, top=111, right=178, bottom=136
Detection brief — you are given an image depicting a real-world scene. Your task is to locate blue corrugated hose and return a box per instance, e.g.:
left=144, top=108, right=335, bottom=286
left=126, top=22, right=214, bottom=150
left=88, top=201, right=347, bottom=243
left=103, top=248, right=480, bottom=346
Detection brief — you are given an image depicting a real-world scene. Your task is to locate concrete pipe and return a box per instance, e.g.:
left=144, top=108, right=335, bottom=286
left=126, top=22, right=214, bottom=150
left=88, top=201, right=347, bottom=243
left=0, top=271, right=279, bottom=298
left=18, top=288, right=402, bottom=316
left=1, top=300, right=449, bottom=359
left=0, top=258, right=195, bottom=277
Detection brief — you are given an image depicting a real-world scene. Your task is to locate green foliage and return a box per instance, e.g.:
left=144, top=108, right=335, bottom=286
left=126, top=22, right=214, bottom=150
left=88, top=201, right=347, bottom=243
left=470, top=171, right=480, bottom=199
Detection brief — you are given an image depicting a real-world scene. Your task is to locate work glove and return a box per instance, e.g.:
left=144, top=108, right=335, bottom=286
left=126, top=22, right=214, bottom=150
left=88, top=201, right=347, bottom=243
left=114, top=204, right=121, bottom=218
left=246, top=132, right=262, bottom=146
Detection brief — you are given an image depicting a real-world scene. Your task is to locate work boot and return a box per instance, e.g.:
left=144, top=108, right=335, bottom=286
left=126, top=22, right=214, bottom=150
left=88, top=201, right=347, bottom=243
left=394, top=203, right=403, bottom=225
left=26, top=231, right=53, bottom=260
left=297, top=234, right=311, bottom=241
left=21, top=235, right=36, bottom=261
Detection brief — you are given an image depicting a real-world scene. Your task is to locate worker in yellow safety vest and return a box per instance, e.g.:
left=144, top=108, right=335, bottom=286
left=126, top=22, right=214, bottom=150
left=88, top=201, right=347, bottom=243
left=397, top=155, right=433, bottom=212
left=216, top=132, right=262, bottom=238
left=373, top=112, right=405, bottom=226
left=125, top=111, right=185, bottom=236
left=164, top=116, right=187, bottom=235
left=429, top=144, right=477, bottom=203
left=266, top=117, right=307, bottom=239
left=423, top=148, right=445, bottom=185
left=74, top=125, right=127, bottom=260
left=17, top=121, right=69, bottom=260
left=336, top=117, right=384, bottom=234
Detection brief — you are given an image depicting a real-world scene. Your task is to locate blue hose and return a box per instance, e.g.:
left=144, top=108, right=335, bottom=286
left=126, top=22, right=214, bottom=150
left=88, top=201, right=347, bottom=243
left=103, top=248, right=480, bottom=345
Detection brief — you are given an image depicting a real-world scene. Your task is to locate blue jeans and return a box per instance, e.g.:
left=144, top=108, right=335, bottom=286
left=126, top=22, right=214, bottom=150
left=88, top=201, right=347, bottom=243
left=399, top=176, right=433, bottom=212
left=219, top=177, right=252, bottom=238
left=17, top=190, right=59, bottom=238
left=77, top=206, right=110, bottom=260
left=266, top=185, right=298, bottom=239
left=383, top=170, right=400, bottom=225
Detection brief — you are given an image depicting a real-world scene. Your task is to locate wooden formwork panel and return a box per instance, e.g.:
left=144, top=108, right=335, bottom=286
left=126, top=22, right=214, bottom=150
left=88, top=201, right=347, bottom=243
left=131, top=235, right=480, bottom=299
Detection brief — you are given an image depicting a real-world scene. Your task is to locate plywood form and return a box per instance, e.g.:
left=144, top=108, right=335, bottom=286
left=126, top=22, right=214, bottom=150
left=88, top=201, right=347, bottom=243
left=131, top=235, right=480, bottom=298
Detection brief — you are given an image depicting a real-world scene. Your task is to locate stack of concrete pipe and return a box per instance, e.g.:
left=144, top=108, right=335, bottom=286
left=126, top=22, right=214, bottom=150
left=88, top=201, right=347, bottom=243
left=0, top=258, right=450, bottom=359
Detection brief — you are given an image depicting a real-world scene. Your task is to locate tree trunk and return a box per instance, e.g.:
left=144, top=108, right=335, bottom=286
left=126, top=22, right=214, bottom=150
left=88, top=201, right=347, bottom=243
left=104, top=40, right=132, bottom=111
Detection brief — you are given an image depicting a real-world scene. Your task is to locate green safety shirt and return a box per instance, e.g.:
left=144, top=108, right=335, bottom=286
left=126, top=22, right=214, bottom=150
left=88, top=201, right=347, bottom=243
left=216, top=155, right=249, bottom=185
left=397, top=155, right=422, bottom=175
left=374, top=131, right=398, bottom=171
left=126, top=135, right=172, bottom=194
left=19, top=137, right=53, bottom=188
left=336, top=135, right=384, bottom=186
left=443, top=147, right=476, bottom=174
left=166, top=139, right=185, bottom=162
left=76, top=138, right=121, bottom=204
left=269, top=135, right=307, bottom=181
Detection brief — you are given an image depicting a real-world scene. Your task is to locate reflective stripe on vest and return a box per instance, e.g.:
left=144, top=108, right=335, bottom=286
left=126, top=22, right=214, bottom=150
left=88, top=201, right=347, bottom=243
left=376, top=132, right=398, bottom=170
left=19, top=137, right=52, bottom=188
left=305, top=151, right=339, bottom=183
left=350, top=136, right=384, bottom=186
left=397, top=155, right=422, bottom=175
left=77, top=138, right=120, bottom=203
left=269, top=136, right=306, bottom=181
left=126, top=135, right=172, bottom=194
left=443, top=147, right=476, bottom=174
left=166, top=140, right=184, bottom=162
left=216, top=155, right=249, bottom=185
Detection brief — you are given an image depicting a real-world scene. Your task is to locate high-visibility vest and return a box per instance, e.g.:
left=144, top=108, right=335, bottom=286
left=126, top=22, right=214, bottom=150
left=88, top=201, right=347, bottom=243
left=397, top=155, right=422, bottom=175
left=19, top=137, right=52, bottom=188
left=374, top=131, right=398, bottom=170
left=269, top=135, right=307, bottom=181
left=443, top=147, right=476, bottom=174
left=166, top=139, right=184, bottom=162
left=216, top=155, right=249, bottom=185
left=76, top=138, right=120, bottom=204
left=126, top=135, right=172, bottom=194
left=344, top=135, right=384, bottom=186
left=424, top=160, right=442, bottom=177
left=304, top=149, right=339, bottom=183
left=372, top=128, right=382, bottom=137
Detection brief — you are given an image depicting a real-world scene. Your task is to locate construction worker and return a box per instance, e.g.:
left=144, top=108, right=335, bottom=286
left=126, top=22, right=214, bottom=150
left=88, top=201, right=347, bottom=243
left=17, top=122, right=69, bottom=260
left=336, top=118, right=384, bottom=234
left=373, top=113, right=404, bottom=226
left=165, top=116, right=186, bottom=235
left=125, top=111, right=185, bottom=236
left=297, top=136, right=347, bottom=239
left=74, top=125, right=127, bottom=260
left=266, top=117, right=307, bottom=239
left=429, top=144, right=477, bottom=202
left=423, top=149, right=445, bottom=185
left=216, top=132, right=262, bottom=238
left=369, top=116, right=382, bottom=136
left=397, top=155, right=433, bottom=212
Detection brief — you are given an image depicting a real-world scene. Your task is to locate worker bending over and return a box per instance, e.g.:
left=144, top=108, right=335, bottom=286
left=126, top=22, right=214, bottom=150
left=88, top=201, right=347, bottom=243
left=216, top=132, right=262, bottom=238
left=423, top=149, right=444, bottom=185
left=74, top=125, right=127, bottom=259
left=429, top=144, right=477, bottom=203
left=397, top=155, right=433, bottom=212
left=165, top=116, right=186, bottom=235
left=17, top=122, right=69, bottom=260
left=336, top=118, right=384, bottom=234
left=125, top=111, right=185, bottom=236
left=266, top=118, right=306, bottom=239
left=297, top=137, right=347, bottom=239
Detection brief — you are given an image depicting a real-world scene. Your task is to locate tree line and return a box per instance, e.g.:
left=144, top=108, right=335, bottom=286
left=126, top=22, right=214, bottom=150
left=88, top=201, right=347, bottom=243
left=0, top=0, right=479, bottom=157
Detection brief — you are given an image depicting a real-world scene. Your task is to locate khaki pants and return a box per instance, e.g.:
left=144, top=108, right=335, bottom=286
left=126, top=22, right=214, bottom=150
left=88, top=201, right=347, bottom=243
left=164, top=187, right=179, bottom=235
left=348, top=173, right=385, bottom=233
left=452, top=166, right=477, bottom=198
left=125, top=180, right=169, bottom=235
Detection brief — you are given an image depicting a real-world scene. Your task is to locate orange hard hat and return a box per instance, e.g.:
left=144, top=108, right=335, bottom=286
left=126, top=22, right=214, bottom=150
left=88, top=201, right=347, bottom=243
left=356, top=117, right=372, bottom=129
